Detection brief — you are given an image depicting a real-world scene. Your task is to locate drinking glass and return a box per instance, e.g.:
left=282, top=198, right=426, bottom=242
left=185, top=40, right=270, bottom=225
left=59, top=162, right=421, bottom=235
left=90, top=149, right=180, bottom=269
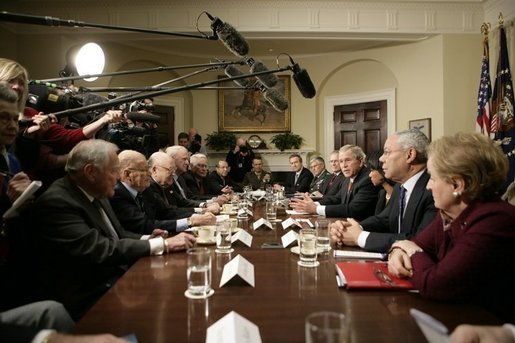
left=298, top=228, right=319, bottom=267
left=186, top=248, right=213, bottom=298
left=215, top=221, right=233, bottom=254
left=265, top=201, right=278, bottom=222
left=315, top=219, right=330, bottom=252
left=305, top=311, right=350, bottom=343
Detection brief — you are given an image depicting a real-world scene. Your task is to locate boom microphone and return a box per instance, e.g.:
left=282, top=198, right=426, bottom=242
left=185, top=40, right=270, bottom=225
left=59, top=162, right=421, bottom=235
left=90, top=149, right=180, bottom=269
left=288, top=57, right=316, bottom=99
left=224, top=65, right=253, bottom=88
left=206, top=12, right=249, bottom=57
left=125, top=112, right=161, bottom=124
left=247, top=58, right=278, bottom=88
left=263, top=87, right=289, bottom=112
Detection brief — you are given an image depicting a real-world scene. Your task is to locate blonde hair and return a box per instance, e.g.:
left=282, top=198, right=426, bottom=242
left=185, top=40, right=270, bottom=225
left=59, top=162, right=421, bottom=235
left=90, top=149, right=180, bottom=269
left=0, top=58, right=29, bottom=112
left=428, top=132, right=508, bottom=200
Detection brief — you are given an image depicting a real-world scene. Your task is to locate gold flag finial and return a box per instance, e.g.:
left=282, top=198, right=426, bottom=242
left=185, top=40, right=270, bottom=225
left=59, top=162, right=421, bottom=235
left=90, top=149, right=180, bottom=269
left=498, top=12, right=504, bottom=26
left=480, top=22, right=490, bottom=35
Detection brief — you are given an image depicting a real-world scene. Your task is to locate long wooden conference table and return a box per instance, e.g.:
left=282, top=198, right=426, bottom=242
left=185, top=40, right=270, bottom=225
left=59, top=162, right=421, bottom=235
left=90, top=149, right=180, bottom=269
left=73, top=201, right=500, bottom=342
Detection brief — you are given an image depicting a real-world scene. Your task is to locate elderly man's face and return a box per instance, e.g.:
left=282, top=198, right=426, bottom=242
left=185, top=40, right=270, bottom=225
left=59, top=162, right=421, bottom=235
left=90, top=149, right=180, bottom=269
left=380, top=135, right=410, bottom=183
left=216, top=161, right=229, bottom=177
left=192, top=157, right=209, bottom=178
left=126, top=157, right=151, bottom=193
left=309, top=160, right=325, bottom=177
left=0, top=100, right=19, bottom=147
left=152, top=157, right=176, bottom=187
left=289, top=157, right=302, bottom=172
left=92, top=151, right=121, bottom=198
left=329, top=153, right=341, bottom=174
left=174, top=149, right=190, bottom=174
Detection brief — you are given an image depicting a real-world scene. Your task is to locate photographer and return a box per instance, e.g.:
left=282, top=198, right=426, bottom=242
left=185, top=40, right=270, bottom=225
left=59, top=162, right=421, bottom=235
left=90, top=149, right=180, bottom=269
left=226, top=137, right=255, bottom=185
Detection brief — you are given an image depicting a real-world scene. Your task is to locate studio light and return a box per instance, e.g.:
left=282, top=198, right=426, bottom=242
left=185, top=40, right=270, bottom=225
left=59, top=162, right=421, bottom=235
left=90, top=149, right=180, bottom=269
left=74, top=42, right=105, bottom=82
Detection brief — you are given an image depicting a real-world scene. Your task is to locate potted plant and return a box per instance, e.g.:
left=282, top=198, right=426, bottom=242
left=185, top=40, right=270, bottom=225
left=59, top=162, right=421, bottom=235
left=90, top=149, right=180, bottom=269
left=205, top=131, right=237, bottom=151
left=270, top=132, right=304, bottom=151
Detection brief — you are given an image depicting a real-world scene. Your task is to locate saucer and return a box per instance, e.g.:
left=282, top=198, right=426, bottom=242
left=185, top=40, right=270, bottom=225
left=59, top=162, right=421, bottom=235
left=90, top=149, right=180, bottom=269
left=297, top=261, right=320, bottom=268
left=196, top=238, right=216, bottom=245
left=290, top=246, right=325, bottom=255
left=220, top=211, right=238, bottom=216
left=184, top=289, right=215, bottom=299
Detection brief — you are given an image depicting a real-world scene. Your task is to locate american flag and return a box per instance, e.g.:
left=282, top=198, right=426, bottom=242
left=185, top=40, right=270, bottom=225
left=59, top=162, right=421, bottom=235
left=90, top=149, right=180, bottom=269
left=476, top=39, right=491, bottom=136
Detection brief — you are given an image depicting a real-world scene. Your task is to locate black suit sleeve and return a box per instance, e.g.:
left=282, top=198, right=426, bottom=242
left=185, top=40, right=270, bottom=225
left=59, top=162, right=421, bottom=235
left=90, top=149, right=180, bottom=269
left=324, top=178, right=378, bottom=220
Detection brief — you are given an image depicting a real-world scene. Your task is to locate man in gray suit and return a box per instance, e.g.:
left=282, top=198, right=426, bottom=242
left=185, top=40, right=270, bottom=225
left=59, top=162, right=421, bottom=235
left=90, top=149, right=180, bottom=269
left=32, top=140, right=196, bottom=319
left=330, top=129, right=437, bottom=253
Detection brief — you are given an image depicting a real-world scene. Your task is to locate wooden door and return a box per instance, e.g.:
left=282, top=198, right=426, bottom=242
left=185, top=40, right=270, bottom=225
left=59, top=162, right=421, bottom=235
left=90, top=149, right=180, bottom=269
left=153, top=104, right=175, bottom=145
left=333, top=100, right=387, bottom=155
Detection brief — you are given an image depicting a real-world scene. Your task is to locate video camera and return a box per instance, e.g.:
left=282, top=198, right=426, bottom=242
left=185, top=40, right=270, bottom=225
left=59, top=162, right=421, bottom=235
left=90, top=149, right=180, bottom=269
left=26, top=83, right=161, bottom=156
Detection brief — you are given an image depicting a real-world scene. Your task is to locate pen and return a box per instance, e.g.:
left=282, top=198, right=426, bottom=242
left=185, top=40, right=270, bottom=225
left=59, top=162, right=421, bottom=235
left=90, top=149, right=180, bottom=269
left=0, top=170, right=15, bottom=178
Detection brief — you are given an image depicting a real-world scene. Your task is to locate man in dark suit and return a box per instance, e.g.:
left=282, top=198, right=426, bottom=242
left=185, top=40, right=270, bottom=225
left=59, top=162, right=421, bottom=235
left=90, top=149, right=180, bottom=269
left=32, top=140, right=196, bottom=319
left=275, top=154, right=313, bottom=194
left=110, top=150, right=216, bottom=235
left=291, top=145, right=378, bottom=220
left=331, top=129, right=437, bottom=253
left=205, top=160, right=241, bottom=195
left=165, top=146, right=228, bottom=206
left=317, top=150, right=344, bottom=197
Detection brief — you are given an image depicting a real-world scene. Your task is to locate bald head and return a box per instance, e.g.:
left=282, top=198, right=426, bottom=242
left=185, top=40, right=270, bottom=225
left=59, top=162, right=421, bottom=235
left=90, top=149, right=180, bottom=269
left=118, top=150, right=151, bottom=192
left=149, top=151, right=176, bottom=186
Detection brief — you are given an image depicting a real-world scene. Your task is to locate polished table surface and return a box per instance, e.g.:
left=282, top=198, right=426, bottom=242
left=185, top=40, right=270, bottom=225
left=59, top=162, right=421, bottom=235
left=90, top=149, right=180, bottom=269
left=74, top=202, right=500, bottom=342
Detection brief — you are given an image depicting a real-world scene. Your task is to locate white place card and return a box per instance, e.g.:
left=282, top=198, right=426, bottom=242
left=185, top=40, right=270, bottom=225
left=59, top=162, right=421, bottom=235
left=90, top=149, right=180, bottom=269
left=253, top=218, right=273, bottom=230
left=206, top=311, right=262, bottom=343
left=281, top=230, right=299, bottom=248
left=219, top=254, right=255, bottom=287
left=231, top=230, right=253, bottom=247
left=281, top=217, right=302, bottom=230
left=237, top=208, right=253, bottom=217
left=285, top=209, right=309, bottom=215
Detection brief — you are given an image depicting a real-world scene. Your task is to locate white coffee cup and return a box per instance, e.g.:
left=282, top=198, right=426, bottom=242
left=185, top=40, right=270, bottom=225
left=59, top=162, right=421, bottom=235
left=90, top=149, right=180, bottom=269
left=197, top=226, right=215, bottom=241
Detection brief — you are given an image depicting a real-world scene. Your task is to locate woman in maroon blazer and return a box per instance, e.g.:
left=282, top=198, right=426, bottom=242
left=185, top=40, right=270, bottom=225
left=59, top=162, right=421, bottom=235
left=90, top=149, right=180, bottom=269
left=388, top=132, right=515, bottom=321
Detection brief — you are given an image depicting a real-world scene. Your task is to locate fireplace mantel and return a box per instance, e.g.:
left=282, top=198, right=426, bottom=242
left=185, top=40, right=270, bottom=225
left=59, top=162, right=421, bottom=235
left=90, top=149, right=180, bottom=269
left=207, top=149, right=315, bottom=172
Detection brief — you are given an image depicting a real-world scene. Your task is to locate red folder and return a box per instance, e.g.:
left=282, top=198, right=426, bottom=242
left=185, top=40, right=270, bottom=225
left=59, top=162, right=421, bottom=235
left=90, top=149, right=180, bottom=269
left=335, top=261, right=414, bottom=290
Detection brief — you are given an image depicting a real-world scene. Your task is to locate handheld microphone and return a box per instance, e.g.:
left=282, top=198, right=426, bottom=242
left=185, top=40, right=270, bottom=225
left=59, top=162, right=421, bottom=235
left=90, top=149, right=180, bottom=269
left=125, top=112, right=161, bottom=124
left=206, top=12, right=249, bottom=57
left=263, top=87, right=289, bottom=112
left=247, top=58, right=278, bottom=88
left=288, top=57, right=316, bottom=99
left=224, top=65, right=253, bottom=88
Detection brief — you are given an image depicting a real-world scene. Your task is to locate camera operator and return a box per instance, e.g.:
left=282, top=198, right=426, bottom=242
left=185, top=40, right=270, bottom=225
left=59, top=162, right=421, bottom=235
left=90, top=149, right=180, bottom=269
left=0, top=58, right=124, bottom=190
left=226, top=137, right=255, bottom=186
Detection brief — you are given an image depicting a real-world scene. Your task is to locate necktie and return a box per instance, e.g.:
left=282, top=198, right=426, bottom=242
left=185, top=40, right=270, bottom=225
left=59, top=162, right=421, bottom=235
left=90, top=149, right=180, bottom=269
left=175, top=179, right=187, bottom=199
left=347, top=179, right=353, bottom=194
left=161, top=187, right=170, bottom=206
left=327, top=173, right=336, bottom=187
left=92, top=199, right=119, bottom=240
left=136, top=193, right=146, bottom=213
left=398, top=186, right=407, bottom=233
left=198, top=180, right=205, bottom=195
left=294, top=173, right=300, bottom=185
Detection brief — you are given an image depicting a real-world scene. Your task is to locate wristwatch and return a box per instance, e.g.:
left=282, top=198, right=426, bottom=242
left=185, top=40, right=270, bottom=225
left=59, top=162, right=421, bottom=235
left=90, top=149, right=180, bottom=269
left=248, top=135, right=263, bottom=149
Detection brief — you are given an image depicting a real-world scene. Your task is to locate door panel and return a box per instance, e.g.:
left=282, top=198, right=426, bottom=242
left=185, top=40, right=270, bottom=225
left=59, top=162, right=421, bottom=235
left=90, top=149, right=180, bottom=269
left=333, top=100, right=387, bottom=155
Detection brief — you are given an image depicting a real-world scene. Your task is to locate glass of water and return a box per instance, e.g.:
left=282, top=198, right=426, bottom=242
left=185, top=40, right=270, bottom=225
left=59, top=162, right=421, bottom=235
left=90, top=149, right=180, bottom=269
left=298, top=228, right=319, bottom=268
left=305, top=311, right=350, bottom=343
left=215, top=221, right=233, bottom=254
left=265, top=201, right=278, bottom=222
left=185, top=248, right=213, bottom=299
left=315, top=219, right=330, bottom=252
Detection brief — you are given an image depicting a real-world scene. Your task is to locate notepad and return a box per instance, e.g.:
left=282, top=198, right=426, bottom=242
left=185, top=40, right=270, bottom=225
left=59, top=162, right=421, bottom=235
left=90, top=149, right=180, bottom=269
left=334, top=250, right=386, bottom=260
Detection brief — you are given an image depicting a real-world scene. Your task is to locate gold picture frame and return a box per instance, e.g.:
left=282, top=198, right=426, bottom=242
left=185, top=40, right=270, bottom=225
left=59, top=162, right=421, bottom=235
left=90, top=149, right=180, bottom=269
left=409, top=118, right=432, bottom=141
left=218, top=75, right=291, bottom=132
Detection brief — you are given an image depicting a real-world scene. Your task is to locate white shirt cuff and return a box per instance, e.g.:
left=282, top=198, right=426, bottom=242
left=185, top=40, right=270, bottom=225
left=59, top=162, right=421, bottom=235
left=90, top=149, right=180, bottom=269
left=177, top=218, right=188, bottom=231
left=149, top=237, right=165, bottom=255
left=316, top=205, right=326, bottom=216
left=357, top=231, right=370, bottom=249
left=194, top=207, right=203, bottom=213
left=31, top=330, right=55, bottom=343
left=503, top=324, right=515, bottom=340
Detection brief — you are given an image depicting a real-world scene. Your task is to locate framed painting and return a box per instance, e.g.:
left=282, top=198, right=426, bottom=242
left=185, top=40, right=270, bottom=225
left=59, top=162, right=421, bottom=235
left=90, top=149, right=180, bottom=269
left=409, top=118, right=432, bottom=141
left=218, top=75, right=291, bottom=132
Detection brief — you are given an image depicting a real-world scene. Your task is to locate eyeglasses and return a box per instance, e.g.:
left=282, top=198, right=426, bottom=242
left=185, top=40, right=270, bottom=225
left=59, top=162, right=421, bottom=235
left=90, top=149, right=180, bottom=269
left=382, top=149, right=404, bottom=157
left=156, top=165, right=174, bottom=173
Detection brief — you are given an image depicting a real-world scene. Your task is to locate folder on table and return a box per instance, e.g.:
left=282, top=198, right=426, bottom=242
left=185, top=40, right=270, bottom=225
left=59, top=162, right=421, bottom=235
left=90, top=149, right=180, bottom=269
left=335, top=261, right=414, bottom=290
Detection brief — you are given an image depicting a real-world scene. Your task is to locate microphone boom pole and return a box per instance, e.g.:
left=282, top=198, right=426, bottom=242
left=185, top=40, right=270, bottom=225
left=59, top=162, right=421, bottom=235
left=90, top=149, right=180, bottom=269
left=0, top=11, right=216, bottom=39
left=49, top=67, right=290, bottom=118
left=38, top=60, right=245, bottom=83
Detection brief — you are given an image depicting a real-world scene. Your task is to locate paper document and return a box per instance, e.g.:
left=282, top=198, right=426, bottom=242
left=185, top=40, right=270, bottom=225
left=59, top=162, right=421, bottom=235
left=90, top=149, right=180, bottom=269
left=3, top=180, right=42, bottom=219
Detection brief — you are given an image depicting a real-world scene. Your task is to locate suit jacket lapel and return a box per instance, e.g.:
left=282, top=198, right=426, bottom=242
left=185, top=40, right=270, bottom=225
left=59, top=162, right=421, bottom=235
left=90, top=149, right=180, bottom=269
left=401, top=171, right=430, bottom=232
